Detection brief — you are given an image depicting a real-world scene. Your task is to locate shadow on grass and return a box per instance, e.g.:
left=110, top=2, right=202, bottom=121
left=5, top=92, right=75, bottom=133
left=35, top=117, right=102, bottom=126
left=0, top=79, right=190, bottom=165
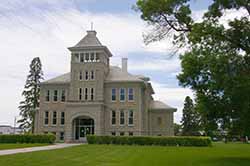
left=206, top=157, right=250, bottom=166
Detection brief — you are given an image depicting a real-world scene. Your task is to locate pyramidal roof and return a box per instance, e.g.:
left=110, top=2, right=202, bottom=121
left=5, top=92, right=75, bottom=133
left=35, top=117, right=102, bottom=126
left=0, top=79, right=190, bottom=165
left=72, top=30, right=102, bottom=48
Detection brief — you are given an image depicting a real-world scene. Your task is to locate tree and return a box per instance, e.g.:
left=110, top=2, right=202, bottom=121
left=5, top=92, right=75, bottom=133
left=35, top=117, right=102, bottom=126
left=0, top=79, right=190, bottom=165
left=18, top=57, right=43, bottom=133
left=136, top=0, right=250, bottom=136
left=181, top=96, right=200, bottom=136
left=174, top=123, right=182, bottom=136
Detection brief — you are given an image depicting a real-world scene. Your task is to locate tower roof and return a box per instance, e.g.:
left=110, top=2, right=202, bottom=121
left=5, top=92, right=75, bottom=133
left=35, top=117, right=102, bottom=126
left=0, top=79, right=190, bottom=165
left=73, top=30, right=102, bottom=47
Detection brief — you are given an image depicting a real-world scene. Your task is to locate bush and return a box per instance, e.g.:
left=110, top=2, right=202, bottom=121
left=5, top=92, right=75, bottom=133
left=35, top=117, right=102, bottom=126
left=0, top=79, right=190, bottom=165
left=87, top=135, right=212, bottom=147
left=0, top=134, right=56, bottom=144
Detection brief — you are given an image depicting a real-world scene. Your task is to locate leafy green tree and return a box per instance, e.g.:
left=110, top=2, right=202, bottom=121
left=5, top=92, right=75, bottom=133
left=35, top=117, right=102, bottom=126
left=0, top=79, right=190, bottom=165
left=181, top=96, right=200, bottom=136
left=18, top=57, right=43, bottom=133
left=135, top=0, right=250, bottom=136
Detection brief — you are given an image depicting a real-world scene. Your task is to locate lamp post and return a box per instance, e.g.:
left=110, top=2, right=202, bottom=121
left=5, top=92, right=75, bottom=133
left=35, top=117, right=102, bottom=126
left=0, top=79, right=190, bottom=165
left=13, top=116, right=18, bottom=134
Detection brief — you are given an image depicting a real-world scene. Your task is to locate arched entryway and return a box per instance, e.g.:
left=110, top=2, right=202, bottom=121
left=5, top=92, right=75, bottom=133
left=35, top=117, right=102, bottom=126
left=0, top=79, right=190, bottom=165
left=73, top=116, right=94, bottom=141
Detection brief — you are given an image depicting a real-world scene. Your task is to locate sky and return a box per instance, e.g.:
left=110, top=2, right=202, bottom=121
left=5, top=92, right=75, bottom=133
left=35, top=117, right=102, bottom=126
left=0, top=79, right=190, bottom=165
left=0, top=0, right=216, bottom=126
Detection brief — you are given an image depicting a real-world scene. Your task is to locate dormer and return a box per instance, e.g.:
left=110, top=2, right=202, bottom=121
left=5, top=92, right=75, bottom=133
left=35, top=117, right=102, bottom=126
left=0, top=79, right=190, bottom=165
left=68, top=30, right=113, bottom=66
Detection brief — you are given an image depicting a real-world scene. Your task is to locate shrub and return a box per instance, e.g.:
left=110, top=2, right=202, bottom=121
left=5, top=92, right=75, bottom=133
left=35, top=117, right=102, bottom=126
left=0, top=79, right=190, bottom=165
left=87, top=135, right=212, bottom=147
left=0, top=134, right=56, bottom=144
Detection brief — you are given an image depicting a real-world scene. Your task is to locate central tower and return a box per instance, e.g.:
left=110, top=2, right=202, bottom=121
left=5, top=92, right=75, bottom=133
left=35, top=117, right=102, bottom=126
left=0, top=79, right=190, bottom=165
left=68, top=30, right=113, bottom=102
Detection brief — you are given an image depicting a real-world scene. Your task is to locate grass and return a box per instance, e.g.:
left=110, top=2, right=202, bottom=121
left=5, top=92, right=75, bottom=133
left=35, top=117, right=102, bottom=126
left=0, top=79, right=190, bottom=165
left=0, top=144, right=49, bottom=150
left=0, top=143, right=250, bottom=166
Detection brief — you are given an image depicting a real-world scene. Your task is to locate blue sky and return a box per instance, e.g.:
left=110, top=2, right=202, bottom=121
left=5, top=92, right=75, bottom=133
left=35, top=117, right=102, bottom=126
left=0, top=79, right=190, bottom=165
left=0, top=0, right=215, bottom=125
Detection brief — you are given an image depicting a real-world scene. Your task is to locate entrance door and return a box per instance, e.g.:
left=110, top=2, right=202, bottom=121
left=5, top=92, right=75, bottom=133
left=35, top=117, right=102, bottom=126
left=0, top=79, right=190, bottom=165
left=79, top=126, right=86, bottom=140
left=74, top=118, right=94, bottom=141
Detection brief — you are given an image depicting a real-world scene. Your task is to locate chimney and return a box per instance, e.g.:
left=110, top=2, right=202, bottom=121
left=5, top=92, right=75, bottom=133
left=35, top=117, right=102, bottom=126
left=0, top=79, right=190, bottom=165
left=87, top=30, right=97, bottom=36
left=122, top=58, right=128, bottom=73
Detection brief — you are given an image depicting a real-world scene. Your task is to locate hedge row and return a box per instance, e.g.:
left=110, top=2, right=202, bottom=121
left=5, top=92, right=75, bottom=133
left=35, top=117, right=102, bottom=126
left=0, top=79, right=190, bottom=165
left=87, top=135, right=212, bottom=147
left=0, top=134, right=56, bottom=144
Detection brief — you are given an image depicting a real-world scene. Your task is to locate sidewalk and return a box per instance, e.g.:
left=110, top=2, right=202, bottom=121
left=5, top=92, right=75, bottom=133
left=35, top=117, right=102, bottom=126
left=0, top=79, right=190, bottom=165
left=0, top=143, right=81, bottom=156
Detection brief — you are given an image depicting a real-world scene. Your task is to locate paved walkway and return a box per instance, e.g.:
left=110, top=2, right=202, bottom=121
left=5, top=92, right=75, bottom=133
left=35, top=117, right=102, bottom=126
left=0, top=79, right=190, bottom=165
left=0, top=143, right=81, bottom=156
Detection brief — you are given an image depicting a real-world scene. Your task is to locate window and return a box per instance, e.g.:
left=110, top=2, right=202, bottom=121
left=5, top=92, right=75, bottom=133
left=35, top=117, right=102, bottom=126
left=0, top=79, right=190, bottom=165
left=129, top=132, right=133, bottom=136
left=85, top=53, right=89, bottom=62
left=111, top=88, right=116, bottom=101
left=44, top=111, right=49, bottom=125
left=79, top=88, right=82, bottom=100
left=90, top=52, right=95, bottom=61
left=75, top=53, right=79, bottom=62
left=60, top=132, right=64, bottom=141
left=61, top=90, right=66, bottom=102
left=53, top=90, right=58, bottom=102
left=111, top=111, right=116, bottom=125
left=52, top=111, right=57, bottom=125
left=61, top=112, right=65, bottom=125
left=45, top=90, right=50, bottom=102
left=80, top=53, right=84, bottom=62
left=120, top=132, right=125, bottom=136
left=85, top=88, right=88, bottom=100
left=85, top=71, right=89, bottom=80
left=120, top=88, right=125, bottom=101
left=90, top=70, right=94, bottom=80
left=90, top=88, right=94, bottom=101
left=128, top=110, right=134, bottom=126
left=128, top=88, right=134, bottom=101
left=79, top=71, right=83, bottom=80
left=120, top=110, right=125, bottom=125
left=96, top=53, right=100, bottom=62
left=111, top=132, right=116, bottom=136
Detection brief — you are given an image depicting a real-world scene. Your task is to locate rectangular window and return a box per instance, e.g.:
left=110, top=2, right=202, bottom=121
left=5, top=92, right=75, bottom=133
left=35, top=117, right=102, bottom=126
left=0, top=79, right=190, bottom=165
left=60, top=132, right=64, bottom=141
left=74, top=53, right=79, bottom=62
left=85, top=53, right=89, bottom=62
left=80, top=53, right=84, bottom=62
left=128, top=88, right=134, bottom=101
left=53, top=90, right=58, bottom=102
left=157, top=117, right=162, bottom=125
left=120, top=132, right=124, bottom=136
left=90, top=52, right=95, bottom=61
left=111, top=111, right=116, bottom=125
left=79, top=88, right=82, bottom=100
left=90, top=70, right=94, bottom=80
left=120, top=110, right=125, bottom=125
left=44, top=111, right=49, bottom=125
left=96, top=53, right=100, bottom=62
left=128, top=110, right=134, bottom=126
left=85, top=88, right=88, bottom=100
left=90, top=88, right=94, bottom=101
left=120, top=88, right=125, bottom=101
left=111, top=88, right=116, bottom=101
left=79, top=71, right=83, bottom=80
left=85, top=71, right=89, bottom=80
left=129, top=132, right=133, bottom=136
left=111, top=132, right=116, bottom=136
left=61, top=112, right=65, bottom=125
left=45, top=90, right=50, bottom=102
left=52, top=111, right=57, bottom=125
left=61, top=90, right=66, bottom=102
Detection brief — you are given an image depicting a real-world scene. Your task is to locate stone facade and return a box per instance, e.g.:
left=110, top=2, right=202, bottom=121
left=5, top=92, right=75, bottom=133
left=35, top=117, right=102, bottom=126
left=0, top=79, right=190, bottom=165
left=34, top=30, right=176, bottom=142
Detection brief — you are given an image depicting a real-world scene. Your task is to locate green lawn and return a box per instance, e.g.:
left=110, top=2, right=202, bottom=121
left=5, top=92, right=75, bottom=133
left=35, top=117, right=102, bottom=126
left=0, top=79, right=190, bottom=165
left=0, top=144, right=49, bottom=150
left=0, top=143, right=250, bottom=166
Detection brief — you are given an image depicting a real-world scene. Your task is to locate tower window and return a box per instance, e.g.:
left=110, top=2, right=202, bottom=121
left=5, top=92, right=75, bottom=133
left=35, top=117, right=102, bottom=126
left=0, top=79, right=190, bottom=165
left=53, top=90, right=58, bottom=102
left=90, top=88, right=94, bottom=101
left=52, top=111, right=57, bottom=125
left=79, top=88, right=82, bottom=100
left=45, top=90, right=50, bottom=102
left=85, top=88, right=88, bottom=100
left=120, top=88, right=125, bottom=102
left=96, top=53, right=100, bottom=62
left=90, top=70, right=95, bottom=80
left=120, top=110, right=125, bottom=125
left=85, top=71, right=89, bottom=80
left=44, top=111, right=49, bottom=125
left=90, top=53, right=95, bottom=61
left=74, top=53, right=79, bottom=62
left=80, top=53, right=84, bottom=62
left=111, top=111, right=116, bottom=125
left=79, top=71, right=83, bottom=80
left=85, top=53, right=89, bottom=62
left=61, top=90, right=66, bottom=102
